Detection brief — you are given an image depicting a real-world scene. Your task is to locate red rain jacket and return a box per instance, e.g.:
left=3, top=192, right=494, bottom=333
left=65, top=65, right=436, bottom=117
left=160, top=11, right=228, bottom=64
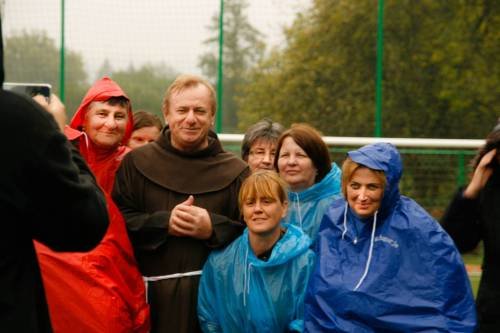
left=36, top=77, right=149, bottom=332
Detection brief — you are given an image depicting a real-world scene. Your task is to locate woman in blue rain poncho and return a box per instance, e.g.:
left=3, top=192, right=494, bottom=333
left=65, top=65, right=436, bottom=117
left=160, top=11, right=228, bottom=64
left=304, top=142, right=476, bottom=332
left=198, top=171, right=315, bottom=332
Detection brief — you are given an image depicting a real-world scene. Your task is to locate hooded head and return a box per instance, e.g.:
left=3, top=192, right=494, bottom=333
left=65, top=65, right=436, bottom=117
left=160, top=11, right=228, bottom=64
left=345, top=142, right=402, bottom=218
left=68, top=77, right=133, bottom=146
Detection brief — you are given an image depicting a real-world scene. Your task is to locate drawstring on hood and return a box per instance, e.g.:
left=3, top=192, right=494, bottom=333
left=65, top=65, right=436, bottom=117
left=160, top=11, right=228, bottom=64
left=353, top=211, right=378, bottom=291
left=242, top=224, right=311, bottom=308
left=341, top=201, right=379, bottom=291
left=341, top=202, right=348, bottom=241
left=293, top=192, right=303, bottom=229
left=243, top=246, right=250, bottom=307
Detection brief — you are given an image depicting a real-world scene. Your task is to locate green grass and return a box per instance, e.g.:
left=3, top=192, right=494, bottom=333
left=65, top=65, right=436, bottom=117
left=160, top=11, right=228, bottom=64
left=469, top=276, right=480, bottom=297
left=461, top=246, right=483, bottom=298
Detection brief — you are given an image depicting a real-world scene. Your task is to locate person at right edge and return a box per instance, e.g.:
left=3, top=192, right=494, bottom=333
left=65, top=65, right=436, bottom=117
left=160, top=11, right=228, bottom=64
left=0, top=19, right=108, bottom=332
left=442, top=122, right=500, bottom=333
left=112, top=74, right=249, bottom=332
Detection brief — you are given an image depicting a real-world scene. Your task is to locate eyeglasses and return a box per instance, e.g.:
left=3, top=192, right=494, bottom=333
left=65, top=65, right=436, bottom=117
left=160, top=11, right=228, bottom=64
left=249, top=149, right=276, bottom=160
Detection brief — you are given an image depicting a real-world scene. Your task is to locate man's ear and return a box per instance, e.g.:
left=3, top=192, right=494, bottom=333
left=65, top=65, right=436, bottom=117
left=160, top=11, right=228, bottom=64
left=162, top=109, right=169, bottom=125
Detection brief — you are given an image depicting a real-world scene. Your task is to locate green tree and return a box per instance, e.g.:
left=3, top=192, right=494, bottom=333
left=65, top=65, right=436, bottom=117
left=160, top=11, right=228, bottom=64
left=199, top=0, right=265, bottom=132
left=111, top=63, right=178, bottom=119
left=238, top=0, right=500, bottom=139
left=4, top=30, right=88, bottom=117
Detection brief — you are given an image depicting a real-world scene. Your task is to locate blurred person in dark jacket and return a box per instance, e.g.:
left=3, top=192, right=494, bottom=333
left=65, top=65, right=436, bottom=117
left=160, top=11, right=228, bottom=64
left=442, top=122, right=500, bottom=333
left=0, top=19, right=108, bottom=332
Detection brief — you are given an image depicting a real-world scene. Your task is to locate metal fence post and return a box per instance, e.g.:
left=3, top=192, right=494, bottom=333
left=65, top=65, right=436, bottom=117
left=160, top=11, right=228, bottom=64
left=216, top=0, right=224, bottom=133
left=59, top=0, right=65, bottom=102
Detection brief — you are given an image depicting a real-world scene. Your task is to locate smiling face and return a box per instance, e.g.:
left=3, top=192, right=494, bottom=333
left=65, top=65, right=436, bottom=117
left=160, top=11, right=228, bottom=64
left=347, top=167, right=384, bottom=219
left=164, top=84, right=214, bottom=152
left=243, top=195, right=288, bottom=237
left=127, top=126, right=161, bottom=150
left=83, top=101, right=128, bottom=150
left=239, top=171, right=289, bottom=237
left=277, top=136, right=317, bottom=191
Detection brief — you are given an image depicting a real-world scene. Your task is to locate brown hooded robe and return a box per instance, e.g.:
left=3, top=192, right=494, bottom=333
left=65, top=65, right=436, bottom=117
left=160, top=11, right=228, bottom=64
left=113, top=128, right=249, bottom=333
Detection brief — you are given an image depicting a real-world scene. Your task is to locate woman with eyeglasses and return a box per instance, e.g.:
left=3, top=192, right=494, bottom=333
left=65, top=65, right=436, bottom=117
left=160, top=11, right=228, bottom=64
left=241, top=118, right=285, bottom=172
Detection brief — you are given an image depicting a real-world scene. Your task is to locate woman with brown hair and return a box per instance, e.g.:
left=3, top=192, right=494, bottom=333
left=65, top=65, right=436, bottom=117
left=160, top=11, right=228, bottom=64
left=274, top=123, right=342, bottom=240
left=442, top=123, right=500, bottom=332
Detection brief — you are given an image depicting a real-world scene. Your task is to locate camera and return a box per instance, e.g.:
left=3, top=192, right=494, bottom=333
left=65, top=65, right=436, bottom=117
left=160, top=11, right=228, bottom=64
left=3, top=82, right=51, bottom=102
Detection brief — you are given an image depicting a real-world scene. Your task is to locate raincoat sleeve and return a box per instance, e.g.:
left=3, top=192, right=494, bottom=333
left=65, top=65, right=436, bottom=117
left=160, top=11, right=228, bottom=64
left=197, top=257, right=223, bottom=333
left=289, top=251, right=316, bottom=332
left=441, top=188, right=482, bottom=253
left=423, top=224, right=477, bottom=331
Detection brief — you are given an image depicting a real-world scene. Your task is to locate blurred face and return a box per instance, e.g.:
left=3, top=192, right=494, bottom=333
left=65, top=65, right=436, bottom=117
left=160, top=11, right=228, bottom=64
left=127, top=126, right=161, bottom=150
left=347, top=167, right=384, bottom=219
left=277, top=137, right=317, bottom=191
left=247, top=139, right=277, bottom=172
left=84, top=101, right=128, bottom=150
left=164, top=84, right=214, bottom=152
left=243, top=194, right=288, bottom=237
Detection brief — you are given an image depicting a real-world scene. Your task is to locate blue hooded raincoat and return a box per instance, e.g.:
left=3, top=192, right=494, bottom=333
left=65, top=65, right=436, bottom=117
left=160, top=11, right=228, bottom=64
left=283, top=163, right=342, bottom=241
left=198, top=224, right=315, bottom=333
left=304, top=142, right=476, bottom=332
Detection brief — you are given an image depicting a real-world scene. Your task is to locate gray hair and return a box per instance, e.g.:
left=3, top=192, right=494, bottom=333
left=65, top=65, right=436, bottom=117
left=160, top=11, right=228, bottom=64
left=241, top=118, right=285, bottom=161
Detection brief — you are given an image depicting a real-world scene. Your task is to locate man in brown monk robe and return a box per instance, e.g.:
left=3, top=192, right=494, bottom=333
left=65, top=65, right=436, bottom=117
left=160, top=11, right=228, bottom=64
left=113, top=74, right=249, bottom=333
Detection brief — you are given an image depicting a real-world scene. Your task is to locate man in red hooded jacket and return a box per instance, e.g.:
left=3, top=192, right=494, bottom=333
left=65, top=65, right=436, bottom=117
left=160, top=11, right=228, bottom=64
left=35, top=77, right=150, bottom=332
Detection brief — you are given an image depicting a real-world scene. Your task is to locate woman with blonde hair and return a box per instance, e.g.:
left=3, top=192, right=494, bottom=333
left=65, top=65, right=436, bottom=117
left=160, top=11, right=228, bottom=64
left=304, top=142, right=476, bottom=332
left=198, top=170, right=315, bottom=332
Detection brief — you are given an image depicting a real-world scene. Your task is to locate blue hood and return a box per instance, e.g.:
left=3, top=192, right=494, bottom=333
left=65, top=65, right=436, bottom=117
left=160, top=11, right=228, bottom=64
left=348, top=142, right=401, bottom=219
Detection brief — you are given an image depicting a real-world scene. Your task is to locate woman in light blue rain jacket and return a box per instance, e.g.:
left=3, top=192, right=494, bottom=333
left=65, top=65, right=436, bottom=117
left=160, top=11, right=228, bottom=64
left=275, top=124, right=342, bottom=241
left=198, top=171, right=315, bottom=333
left=304, top=142, right=477, bottom=332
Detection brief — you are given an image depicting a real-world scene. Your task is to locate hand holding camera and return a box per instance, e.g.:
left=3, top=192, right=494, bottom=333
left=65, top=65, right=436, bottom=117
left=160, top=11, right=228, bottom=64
left=32, top=93, right=67, bottom=131
left=3, top=82, right=66, bottom=131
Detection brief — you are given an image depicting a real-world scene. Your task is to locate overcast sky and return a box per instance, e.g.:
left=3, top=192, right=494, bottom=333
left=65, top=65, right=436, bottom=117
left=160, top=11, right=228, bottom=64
left=2, top=0, right=310, bottom=80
